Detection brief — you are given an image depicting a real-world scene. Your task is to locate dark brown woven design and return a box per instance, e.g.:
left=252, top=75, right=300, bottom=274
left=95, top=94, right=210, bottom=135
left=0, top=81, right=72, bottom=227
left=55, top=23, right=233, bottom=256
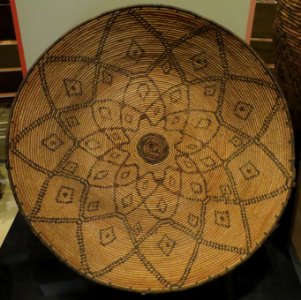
left=274, top=0, right=301, bottom=127
left=8, top=6, right=294, bottom=293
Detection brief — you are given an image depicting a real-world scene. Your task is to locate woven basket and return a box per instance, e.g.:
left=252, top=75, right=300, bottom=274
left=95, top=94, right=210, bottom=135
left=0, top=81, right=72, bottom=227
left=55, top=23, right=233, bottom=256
left=8, top=6, right=294, bottom=293
left=274, top=0, right=301, bottom=126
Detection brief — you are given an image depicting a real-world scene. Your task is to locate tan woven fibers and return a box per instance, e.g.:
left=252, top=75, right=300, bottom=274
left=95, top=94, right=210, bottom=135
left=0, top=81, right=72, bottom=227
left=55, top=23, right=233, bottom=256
left=8, top=6, right=294, bottom=293
left=274, top=0, right=301, bottom=125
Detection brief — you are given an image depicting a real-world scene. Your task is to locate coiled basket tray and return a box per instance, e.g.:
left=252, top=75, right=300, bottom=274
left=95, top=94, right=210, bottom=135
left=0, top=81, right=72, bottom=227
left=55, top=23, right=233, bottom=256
left=7, top=5, right=294, bottom=293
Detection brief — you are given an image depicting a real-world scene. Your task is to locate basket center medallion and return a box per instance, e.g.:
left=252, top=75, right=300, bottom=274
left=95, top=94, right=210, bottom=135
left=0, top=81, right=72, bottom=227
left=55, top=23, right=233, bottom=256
left=137, top=133, right=169, bottom=164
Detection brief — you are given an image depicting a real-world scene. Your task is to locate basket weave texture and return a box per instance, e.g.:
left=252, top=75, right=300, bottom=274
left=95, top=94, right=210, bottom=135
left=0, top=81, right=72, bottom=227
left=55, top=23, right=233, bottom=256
left=8, top=6, right=294, bottom=293
left=274, top=0, right=301, bottom=125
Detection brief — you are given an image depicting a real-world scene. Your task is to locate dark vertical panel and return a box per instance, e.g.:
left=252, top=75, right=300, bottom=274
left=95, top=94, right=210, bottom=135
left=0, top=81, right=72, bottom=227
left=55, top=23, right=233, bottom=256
left=252, top=3, right=277, bottom=38
left=0, top=4, right=16, bottom=40
left=0, top=71, right=22, bottom=92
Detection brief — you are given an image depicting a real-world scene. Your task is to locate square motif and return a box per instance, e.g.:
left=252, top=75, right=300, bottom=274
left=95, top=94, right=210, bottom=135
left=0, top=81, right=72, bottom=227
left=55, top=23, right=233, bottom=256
left=239, top=161, right=260, bottom=180
left=204, top=84, right=216, bottom=97
left=99, top=226, right=116, bottom=246
left=87, top=201, right=100, bottom=212
left=215, top=210, right=230, bottom=228
left=56, top=186, right=75, bottom=204
left=234, top=102, right=253, bottom=120
left=63, top=79, right=83, bottom=97
left=191, top=51, right=207, bottom=70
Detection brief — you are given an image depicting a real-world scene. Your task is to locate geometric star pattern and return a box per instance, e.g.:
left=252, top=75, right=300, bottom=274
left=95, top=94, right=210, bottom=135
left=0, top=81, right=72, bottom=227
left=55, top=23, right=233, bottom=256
left=8, top=6, right=294, bottom=294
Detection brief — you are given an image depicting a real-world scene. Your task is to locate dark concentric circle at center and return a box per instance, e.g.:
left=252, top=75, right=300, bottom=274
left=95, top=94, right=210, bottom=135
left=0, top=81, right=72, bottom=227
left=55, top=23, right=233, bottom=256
left=137, top=133, right=169, bottom=164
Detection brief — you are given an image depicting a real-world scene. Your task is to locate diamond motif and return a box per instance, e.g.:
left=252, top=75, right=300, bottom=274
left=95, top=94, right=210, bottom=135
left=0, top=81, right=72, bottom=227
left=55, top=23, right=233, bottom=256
left=239, top=161, right=260, bottom=180
left=63, top=161, right=78, bottom=174
left=191, top=182, right=203, bottom=194
left=80, top=132, right=113, bottom=158
left=187, top=143, right=198, bottom=151
left=116, top=165, right=137, bottom=186
left=234, top=102, right=253, bottom=120
left=171, top=115, right=180, bottom=124
left=158, top=234, right=176, bottom=256
left=41, top=134, right=64, bottom=152
left=182, top=158, right=195, bottom=170
left=121, top=171, right=130, bottom=179
left=229, top=136, right=244, bottom=147
left=153, top=104, right=160, bottom=116
left=56, top=186, right=75, bottom=203
left=196, top=118, right=211, bottom=129
left=161, top=59, right=172, bottom=74
left=105, top=129, right=129, bottom=145
left=168, top=176, right=176, bottom=187
left=87, top=201, right=100, bottom=212
left=127, top=39, right=144, bottom=62
left=188, top=214, right=199, bottom=227
left=204, top=84, right=216, bottom=96
left=99, top=226, right=116, bottom=246
left=137, top=173, right=158, bottom=198
left=170, top=89, right=182, bottom=104
left=176, top=156, right=198, bottom=173
left=84, top=139, right=101, bottom=150
left=137, top=83, right=150, bottom=100
left=99, top=107, right=112, bottom=120
left=220, top=185, right=232, bottom=196
left=94, top=170, right=109, bottom=180
left=215, top=210, right=230, bottom=228
left=124, top=113, right=133, bottom=124
left=102, top=70, right=113, bottom=85
left=142, top=180, right=149, bottom=190
left=104, top=149, right=129, bottom=166
left=66, top=116, right=79, bottom=128
left=133, top=222, right=142, bottom=236
left=121, top=194, right=133, bottom=208
left=176, top=135, right=203, bottom=154
left=191, top=51, right=207, bottom=70
left=63, top=78, right=83, bottom=97
left=157, top=198, right=167, bottom=213
left=110, top=133, right=121, bottom=142
left=200, top=156, right=216, bottom=167
left=110, top=151, right=120, bottom=159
